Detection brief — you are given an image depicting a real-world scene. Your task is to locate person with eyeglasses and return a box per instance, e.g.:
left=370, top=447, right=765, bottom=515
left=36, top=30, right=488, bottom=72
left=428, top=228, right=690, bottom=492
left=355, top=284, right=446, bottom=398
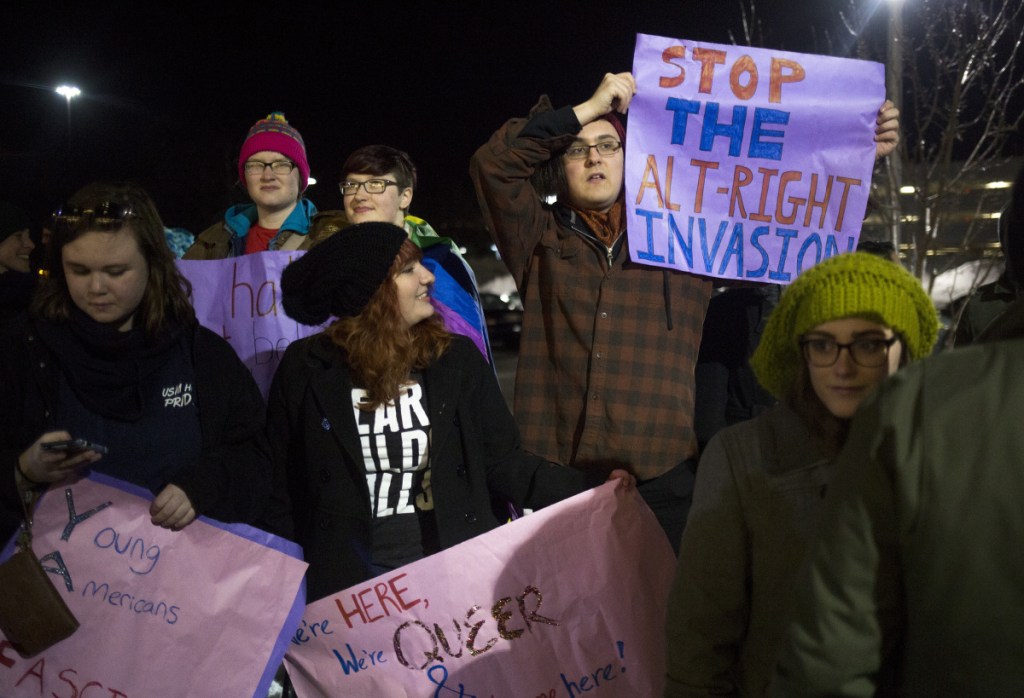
left=663, top=252, right=937, bottom=698
left=339, top=145, right=492, bottom=361
left=471, top=73, right=902, bottom=553
left=184, top=112, right=347, bottom=259
left=470, top=73, right=712, bottom=550
left=0, top=181, right=272, bottom=543
left=773, top=285, right=1024, bottom=697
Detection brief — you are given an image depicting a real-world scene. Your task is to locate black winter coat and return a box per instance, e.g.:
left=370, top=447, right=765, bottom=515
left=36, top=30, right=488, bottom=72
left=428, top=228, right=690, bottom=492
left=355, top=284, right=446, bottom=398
left=264, top=334, right=592, bottom=602
left=0, top=319, right=272, bottom=542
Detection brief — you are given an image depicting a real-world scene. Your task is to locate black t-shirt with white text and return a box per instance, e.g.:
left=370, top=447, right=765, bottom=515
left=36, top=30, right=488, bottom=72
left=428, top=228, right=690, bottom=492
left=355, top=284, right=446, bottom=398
left=352, top=376, right=439, bottom=570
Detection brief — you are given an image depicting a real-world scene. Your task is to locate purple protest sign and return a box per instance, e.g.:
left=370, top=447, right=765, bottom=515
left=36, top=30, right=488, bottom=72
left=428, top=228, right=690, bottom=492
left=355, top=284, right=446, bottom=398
left=0, top=474, right=307, bottom=698
left=284, top=483, right=675, bottom=696
left=178, top=249, right=492, bottom=397
left=626, top=33, right=884, bottom=283
left=177, top=252, right=325, bottom=397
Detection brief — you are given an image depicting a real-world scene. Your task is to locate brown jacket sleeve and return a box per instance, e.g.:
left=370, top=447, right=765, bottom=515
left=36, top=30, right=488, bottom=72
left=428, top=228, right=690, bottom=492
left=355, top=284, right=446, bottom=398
left=469, top=98, right=576, bottom=289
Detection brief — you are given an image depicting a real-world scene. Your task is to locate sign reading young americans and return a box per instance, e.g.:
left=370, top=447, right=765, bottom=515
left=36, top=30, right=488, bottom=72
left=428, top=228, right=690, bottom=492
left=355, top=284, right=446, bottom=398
left=285, top=483, right=675, bottom=696
left=626, top=33, right=884, bottom=283
left=0, top=474, right=307, bottom=698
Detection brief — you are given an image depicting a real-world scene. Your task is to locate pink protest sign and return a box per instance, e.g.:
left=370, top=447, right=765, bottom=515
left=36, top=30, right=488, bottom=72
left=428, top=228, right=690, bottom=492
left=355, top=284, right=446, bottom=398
left=0, top=474, right=307, bottom=697
left=626, top=33, right=884, bottom=283
left=178, top=252, right=324, bottom=396
left=284, top=483, right=674, bottom=696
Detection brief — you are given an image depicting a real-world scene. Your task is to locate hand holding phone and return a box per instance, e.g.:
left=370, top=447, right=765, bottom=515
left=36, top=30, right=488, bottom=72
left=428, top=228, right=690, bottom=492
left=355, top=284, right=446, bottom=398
left=41, top=438, right=109, bottom=455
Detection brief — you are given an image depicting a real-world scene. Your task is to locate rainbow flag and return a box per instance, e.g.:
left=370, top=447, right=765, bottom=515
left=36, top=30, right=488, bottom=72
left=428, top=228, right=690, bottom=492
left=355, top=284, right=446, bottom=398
left=406, top=216, right=493, bottom=365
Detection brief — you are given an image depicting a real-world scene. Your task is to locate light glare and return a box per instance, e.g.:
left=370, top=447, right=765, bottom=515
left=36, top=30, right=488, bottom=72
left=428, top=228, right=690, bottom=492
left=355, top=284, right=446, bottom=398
left=56, top=85, right=81, bottom=100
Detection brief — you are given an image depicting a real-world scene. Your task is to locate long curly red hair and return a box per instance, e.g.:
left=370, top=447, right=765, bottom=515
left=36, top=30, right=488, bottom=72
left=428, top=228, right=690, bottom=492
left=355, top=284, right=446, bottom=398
left=326, top=240, right=451, bottom=410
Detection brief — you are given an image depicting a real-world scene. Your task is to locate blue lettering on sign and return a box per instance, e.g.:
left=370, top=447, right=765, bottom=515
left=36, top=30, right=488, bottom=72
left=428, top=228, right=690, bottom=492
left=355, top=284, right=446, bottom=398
left=332, top=642, right=387, bottom=675
left=667, top=212, right=694, bottom=268
left=769, top=227, right=799, bottom=281
left=665, top=98, right=791, bottom=161
left=748, top=108, right=790, bottom=160
left=93, top=527, right=161, bottom=575
left=700, top=102, right=747, bottom=157
left=797, top=233, right=823, bottom=273
left=634, top=213, right=848, bottom=280
left=634, top=209, right=666, bottom=263
left=81, top=579, right=180, bottom=625
left=718, top=224, right=744, bottom=276
left=560, top=664, right=618, bottom=696
left=697, top=217, right=730, bottom=272
left=292, top=617, right=333, bottom=645
left=665, top=97, right=701, bottom=145
left=426, top=664, right=477, bottom=697
left=747, top=226, right=771, bottom=278
left=558, top=640, right=627, bottom=696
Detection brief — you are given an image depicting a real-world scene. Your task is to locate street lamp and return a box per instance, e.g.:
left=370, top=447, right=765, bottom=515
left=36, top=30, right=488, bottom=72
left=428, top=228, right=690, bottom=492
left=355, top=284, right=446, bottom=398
left=55, top=85, right=81, bottom=180
left=885, top=0, right=904, bottom=258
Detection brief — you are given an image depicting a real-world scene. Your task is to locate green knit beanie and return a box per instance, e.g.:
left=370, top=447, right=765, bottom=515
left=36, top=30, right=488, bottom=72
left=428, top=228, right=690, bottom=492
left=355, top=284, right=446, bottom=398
left=751, top=252, right=939, bottom=399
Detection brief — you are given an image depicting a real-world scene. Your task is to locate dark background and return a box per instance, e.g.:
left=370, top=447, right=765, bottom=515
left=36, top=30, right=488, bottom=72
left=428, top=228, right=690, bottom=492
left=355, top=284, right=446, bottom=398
left=1, top=1, right=898, bottom=249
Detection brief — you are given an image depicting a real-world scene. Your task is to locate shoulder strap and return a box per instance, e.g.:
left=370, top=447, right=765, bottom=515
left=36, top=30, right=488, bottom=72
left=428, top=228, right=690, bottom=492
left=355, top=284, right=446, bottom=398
left=17, top=487, right=41, bottom=552
left=278, top=231, right=305, bottom=251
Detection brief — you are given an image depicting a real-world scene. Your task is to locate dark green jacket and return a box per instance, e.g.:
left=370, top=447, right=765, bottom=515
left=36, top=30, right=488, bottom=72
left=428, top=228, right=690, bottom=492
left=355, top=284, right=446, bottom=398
left=774, top=331, right=1024, bottom=696
left=667, top=404, right=832, bottom=697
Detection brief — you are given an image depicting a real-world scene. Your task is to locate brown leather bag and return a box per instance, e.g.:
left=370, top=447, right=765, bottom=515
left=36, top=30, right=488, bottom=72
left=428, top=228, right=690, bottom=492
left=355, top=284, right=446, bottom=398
left=0, top=490, right=79, bottom=657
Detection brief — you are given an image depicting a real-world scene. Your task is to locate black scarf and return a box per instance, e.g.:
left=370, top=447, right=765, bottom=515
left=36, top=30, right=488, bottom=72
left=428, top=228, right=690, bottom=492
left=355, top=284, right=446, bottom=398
left=34, top=308, right=185, bottom=422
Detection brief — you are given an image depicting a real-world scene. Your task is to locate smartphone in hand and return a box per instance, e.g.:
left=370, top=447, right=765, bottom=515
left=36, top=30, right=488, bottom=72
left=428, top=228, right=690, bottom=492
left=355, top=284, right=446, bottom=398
left=41, top=438, right=109, bottom=455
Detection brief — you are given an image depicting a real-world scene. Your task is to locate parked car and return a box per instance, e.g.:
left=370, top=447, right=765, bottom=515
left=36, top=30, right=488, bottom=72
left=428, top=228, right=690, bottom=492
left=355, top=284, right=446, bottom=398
left=480, top=292, right=523, bottom=350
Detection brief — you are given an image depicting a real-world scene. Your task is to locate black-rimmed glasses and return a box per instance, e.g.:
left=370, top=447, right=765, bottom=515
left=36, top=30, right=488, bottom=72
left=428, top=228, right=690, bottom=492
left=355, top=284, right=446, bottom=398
left=339, top=179, right=400, bottom=196
left=564, top=141, right=622, bottom=161
left=800, top=336, right=900, bottom=368
left=243, top=160, right=297, bottom=176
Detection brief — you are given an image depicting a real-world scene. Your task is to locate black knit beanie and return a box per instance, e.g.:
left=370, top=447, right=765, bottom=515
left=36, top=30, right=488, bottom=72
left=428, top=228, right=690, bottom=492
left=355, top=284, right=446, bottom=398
left=281, top=222, right=407, bottom=325
left=0, top=201, right=31, bottom=244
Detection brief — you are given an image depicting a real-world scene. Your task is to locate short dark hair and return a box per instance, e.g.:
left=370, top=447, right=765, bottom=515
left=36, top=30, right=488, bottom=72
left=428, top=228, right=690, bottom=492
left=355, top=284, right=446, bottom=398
left=33, top=181, right=195, bottom=336
left=341, top=145, right=417, bottom=191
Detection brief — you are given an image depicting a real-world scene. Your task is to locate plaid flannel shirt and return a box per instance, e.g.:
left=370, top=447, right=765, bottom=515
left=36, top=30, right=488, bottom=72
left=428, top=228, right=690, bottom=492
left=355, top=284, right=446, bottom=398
left=471, top=100, right=712, bottom=481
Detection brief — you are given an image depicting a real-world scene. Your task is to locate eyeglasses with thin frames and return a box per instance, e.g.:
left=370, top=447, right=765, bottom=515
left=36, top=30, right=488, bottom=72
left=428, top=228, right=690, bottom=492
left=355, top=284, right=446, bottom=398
left=339, top=179, right=400, bottom=196
left=800, top=336, right=900, bottom=368
left=243, top=160, right=297, bottom=176
left=563, top=141, right=622, bottom=161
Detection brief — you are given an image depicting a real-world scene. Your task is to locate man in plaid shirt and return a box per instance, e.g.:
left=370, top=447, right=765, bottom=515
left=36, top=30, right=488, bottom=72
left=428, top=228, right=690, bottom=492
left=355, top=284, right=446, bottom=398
left=472, top=71, right=901, bottom=551
left=471, top=73, right=711, bottom=551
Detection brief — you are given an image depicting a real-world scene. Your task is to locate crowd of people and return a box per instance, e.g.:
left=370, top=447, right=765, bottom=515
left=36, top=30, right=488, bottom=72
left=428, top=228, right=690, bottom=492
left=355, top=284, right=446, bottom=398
left=1, top=67, right=1022, bottom=695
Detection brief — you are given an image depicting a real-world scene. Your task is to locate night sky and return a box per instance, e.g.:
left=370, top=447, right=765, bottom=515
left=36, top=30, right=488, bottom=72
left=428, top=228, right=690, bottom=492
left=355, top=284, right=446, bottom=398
left=3, top=1, right=882, bottom=249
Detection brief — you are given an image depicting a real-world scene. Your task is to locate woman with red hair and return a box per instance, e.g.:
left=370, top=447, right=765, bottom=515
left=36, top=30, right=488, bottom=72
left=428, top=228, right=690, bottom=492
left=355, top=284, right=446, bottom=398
left=264, top=222, right=631, bottom=601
